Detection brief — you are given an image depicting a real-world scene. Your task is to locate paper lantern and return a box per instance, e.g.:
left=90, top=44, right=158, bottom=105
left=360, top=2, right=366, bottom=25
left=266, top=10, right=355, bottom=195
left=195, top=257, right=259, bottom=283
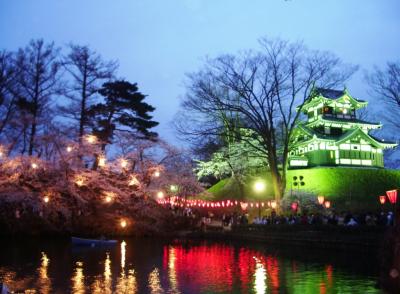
left=386, top=190, right=398, bottom=204
left=240, top=202, right=248, bottom=210
left=291, top=202, right=298, bottom=211
left=271, top=201, right=277, bottom=209
left=317, top=196, right=325, bottom=205
left=324, top=201, right=331, bottom=209
left=379, top=195, right=386, bottom=205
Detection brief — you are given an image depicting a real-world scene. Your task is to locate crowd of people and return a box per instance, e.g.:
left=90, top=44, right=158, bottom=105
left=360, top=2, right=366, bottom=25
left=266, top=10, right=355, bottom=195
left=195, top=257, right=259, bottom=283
left=251, top=211, right=395, bottom=226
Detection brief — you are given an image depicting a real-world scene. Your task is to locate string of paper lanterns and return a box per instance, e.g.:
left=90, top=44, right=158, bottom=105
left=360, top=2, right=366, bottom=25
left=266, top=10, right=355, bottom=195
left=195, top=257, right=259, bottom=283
left=157, top=196, right=278, bottom=210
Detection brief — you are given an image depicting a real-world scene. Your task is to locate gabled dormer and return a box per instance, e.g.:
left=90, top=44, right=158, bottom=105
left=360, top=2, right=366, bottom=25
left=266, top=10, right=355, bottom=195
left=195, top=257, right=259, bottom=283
left=300, top=87, right=368, bottom=122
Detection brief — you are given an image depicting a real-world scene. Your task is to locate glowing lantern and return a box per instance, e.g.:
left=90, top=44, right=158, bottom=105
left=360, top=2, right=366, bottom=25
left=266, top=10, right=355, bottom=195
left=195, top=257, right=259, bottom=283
left=86, top=135, right=97, bottom=144
left=157, top=191, right=164, bottom=199
left=235, top=201, right=238, bottom=205
left=104, top=192, right=114, bottom=203
left=120, top=219, right=127, bottom=228
left=153, top=170, right=160, bottom=177
left=379, top=195, right=386, bottom=205
left=75, top=176, right=85, bottom=187
left=170, top=185, right=178, bottom=192
left=128, top=175, right=139, bottom=186
left=98, top=156, right=106, bottom=167
left=31, top=163, right=38, bottom=169
left=43, top=196, right=50, bottom=203
left=240, top=202, right=248, bottom=210
left=386, top=190, right=398, bottom=204
left=317, top=196, right=325, bottom=205
left=324, top=201, right=331, bottom=209
left=261, top=202, right=265, bottom=207
left=254, top=181, right=266, bottom=192
left=271, top=201, right=277, bottom=209
left=291, top=202, right=298, bottom=211
left=66, top=146, right=73, bottom=153
left=120, top=159, right=128, bottom=169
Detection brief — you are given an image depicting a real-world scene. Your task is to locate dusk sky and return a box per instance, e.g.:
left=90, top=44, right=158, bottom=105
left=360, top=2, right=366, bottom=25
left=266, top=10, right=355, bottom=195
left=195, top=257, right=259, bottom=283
left=1, top=0, right=399, bottom=144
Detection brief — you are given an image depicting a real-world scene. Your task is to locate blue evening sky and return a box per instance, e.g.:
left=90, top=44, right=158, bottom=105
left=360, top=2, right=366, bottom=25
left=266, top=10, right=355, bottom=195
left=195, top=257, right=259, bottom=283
left=1, top=0, right=399, bottom=144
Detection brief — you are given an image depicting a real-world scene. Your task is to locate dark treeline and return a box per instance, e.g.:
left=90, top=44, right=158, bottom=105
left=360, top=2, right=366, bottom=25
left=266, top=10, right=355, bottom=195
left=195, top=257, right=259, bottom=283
left=0, top=39, right=158, bottom=161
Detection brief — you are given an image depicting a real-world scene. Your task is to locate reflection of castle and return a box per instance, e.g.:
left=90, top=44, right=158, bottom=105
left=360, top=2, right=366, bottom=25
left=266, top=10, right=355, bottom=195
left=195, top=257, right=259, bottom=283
left=289, top=87, right=397, bottom=168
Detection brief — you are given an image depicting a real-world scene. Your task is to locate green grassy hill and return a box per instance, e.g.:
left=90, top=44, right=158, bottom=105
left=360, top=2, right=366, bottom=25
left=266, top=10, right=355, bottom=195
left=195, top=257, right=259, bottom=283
left=206, top=167, right=400, bottom=211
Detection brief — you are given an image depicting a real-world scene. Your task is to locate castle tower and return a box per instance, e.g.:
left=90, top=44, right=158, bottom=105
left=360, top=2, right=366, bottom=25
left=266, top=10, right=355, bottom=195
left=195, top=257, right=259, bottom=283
left=289, top=87, right=397, bottom=168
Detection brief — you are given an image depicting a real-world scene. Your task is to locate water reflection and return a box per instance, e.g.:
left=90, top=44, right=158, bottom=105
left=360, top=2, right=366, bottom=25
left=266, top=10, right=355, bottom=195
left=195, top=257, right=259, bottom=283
left=37, top=252, right=51, bottom=294
left=167, top=247, right=180, bottom=294
left=72, top=261, right=85, bottom=294
left=0, top=239, right=380, bottom=293
left=148, top=268, right=163, bottom=294
left=254, top=257, right=267, bottom=294
left=116, top=240, right=137, bottom=293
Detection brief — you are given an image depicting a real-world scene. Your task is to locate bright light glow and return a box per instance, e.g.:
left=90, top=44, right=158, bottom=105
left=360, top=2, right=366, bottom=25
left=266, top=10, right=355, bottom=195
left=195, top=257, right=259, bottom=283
left=120, top=159, right=128, bottom=169
left=157, top=191, right=164, bottom=199
left=254, top=257, right=266, bottom=294
left=120, top=219, right=127, bottom=228
left=104, top=192, right=115, bottom=203
left=254, top=181, right=266, bottom=192
left=43, top=196, right=50, bottom=203
left=121, top=241, right=126, bottom=270
left=128, top=175, right=139, bottom=186
left=31, top=163, right=38, bottom=169
left=153, top=170, right=160, bottom=177
left=86, top=135, right=97, bottom=144
left=75, top=176, right=85, bottom=187
left=324, top=201, right=331, bottom=208
left=170, top=185, right=178, bottom=192
left=290, top=160, right=308, bottom=166
left=98, top=156, right=106, bottom=167
left=67, top=146, right=73, bottom=153
left=379, top=195, right=386, bottom=205
left=317, top=196, right=325, bottom=205
left=271, top=201, right=277, bottom=209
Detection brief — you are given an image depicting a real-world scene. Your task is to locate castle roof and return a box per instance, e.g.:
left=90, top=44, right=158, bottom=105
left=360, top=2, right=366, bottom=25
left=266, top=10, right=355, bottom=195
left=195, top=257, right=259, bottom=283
left=306, top=116, right=382, bottom=130
left=314, top=87, right=367, bottom=103
left=293, top=125, right=397, bottom=149
left=299, top=87, right=368, bottom=112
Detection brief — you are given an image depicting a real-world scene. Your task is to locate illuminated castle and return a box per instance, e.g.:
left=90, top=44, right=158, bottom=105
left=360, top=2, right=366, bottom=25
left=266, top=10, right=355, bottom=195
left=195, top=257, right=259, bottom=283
left=289, top=87, right=397, bottom=168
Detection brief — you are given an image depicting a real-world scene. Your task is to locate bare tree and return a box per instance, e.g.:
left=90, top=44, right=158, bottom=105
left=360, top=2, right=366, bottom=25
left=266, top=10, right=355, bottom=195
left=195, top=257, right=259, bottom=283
left=178, top=38, right=357, bottom=204
left=61, top=44, right=118, bottom=144
left=367, top=61, right=400, bottom=131
left=0, top=50, right=17, bottom=138
left=13, top=39, right=62, bottom=156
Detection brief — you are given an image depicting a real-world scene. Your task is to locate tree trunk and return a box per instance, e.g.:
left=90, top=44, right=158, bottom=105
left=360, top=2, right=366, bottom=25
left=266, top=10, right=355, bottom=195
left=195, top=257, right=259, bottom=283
left=28, top=118, right=37, bottom=156
left=78, top=65, right=87, bottom=144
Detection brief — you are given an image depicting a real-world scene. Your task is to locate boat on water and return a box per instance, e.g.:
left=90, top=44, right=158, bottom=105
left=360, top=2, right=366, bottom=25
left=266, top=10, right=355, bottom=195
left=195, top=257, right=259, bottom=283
left=71, top=237, right=118, bottom=247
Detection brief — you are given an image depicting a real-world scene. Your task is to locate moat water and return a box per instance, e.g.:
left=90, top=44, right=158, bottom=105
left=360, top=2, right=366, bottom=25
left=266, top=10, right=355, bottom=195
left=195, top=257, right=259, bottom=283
left=0, top=238, right=380, bottom=293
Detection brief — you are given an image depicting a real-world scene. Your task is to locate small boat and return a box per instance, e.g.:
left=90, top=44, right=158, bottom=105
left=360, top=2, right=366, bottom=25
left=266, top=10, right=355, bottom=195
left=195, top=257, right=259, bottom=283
left=71, top=237, right=118, bottom=247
